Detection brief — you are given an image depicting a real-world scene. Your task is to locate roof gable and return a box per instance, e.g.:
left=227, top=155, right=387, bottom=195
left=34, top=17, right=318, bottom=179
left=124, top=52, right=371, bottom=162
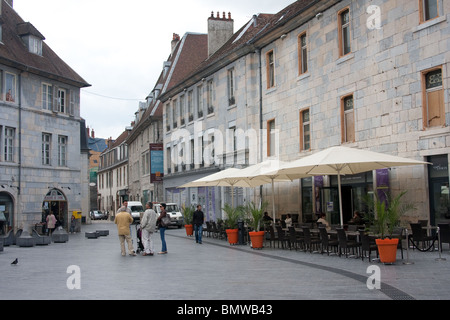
left=0, top=1, right=90, bottom=88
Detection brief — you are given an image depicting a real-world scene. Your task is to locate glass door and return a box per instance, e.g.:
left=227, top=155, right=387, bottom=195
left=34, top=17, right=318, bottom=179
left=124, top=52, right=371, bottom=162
left=428, top=155, right=450, bottom=226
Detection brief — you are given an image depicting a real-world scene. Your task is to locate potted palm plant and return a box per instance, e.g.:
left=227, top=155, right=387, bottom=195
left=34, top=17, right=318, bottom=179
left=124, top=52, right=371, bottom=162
left=181, top=204, right=195, bottom=236
left=246, top=201, right=268, bottom=249
left=368, top=190, right=415, bottom=263
left=223, top=204, right=244, bottom=245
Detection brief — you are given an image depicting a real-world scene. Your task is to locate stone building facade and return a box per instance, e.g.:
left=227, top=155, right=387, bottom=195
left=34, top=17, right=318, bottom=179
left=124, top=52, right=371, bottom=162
left=0, top=1, right=90, bottom=233
left=161, top=0, right=450, bottom=226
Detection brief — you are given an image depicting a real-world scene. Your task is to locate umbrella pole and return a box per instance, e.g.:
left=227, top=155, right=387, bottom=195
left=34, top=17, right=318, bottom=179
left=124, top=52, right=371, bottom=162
left=338, top=172, right=344, bottom=227
left=272, top=178, right=276, bottom=225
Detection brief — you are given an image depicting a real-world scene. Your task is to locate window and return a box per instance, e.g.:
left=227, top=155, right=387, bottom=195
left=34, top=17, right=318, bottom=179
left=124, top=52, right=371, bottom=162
left=422, top=67, right=444, bottom=128
left=29, top=35, right=43, bottom=55
left=42, top=83, right=53, bottom=110
left=5, top=73, right=16, bottom=102
left=341, top=95, right=355, bottom=143
left=142, top=152, right=150, bottom=175
left=172, top=99, right=178, bottom=129
left=57, top=89, right=66, bottom=113
left=298, top=33, right=308, bottom=75
left=420, top=0, right=439, bottom=23
left=338, top=8, right=351, bottom=57
left=188, top=91, right=194, bottom=122
left=180, top=95, right=185, bottom=126
left=266, top=50, right=275, bottom=88
left=165, top=104, right=171, bottom=132
left=58, top=135, right=67, bottom=167
left=42, top=133, right=51, bottom=165
left=300, top=109, right=311, bottom=151
left=227, top=68, right=235, bottom=106
left=267, top=119, right=276, bottom=157
left=207, top=80, right=214, bottom=115
left=4, top=127, right=14, bottom=162
left=197, top=85, right=203, bottom=118
left=166, top=147, right=172, bottom=174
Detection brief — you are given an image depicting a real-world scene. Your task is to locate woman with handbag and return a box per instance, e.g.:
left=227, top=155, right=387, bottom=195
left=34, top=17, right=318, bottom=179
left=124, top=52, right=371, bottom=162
left=157, top=203, right=169, bottom=254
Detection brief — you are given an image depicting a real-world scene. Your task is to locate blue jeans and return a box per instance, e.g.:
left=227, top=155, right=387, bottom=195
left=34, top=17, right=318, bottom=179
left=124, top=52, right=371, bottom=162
left=159, top=227, right=167, bottom=252
left=194, top=225, right=203, bottom=243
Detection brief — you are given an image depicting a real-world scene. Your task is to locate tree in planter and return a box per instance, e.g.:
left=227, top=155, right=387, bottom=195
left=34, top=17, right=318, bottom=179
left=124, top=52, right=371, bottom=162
left=365, top=190, right=416, bottom=239
left=245, top=201, right=269, bottom=232
left=365, top=190, right=416, bottom=263
left=222, top=204, right=244, bottom=244
left=245, top=201, right=269, bottom=249
left=181, top=204, right=195, bottom=236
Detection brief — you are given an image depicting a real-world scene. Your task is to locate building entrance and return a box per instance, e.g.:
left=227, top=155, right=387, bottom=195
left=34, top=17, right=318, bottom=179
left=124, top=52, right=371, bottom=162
left=0, top=192, right=14, bottom=234
left=42, top=189, right=68, bottom=229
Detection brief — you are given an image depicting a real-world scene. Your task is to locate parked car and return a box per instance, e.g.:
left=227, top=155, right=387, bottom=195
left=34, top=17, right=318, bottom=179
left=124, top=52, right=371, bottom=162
left=127, top=201, right=145, bottom=223
left=90, top=210, right=107, bottom=220
left=153, top=203, right=184, bottom=228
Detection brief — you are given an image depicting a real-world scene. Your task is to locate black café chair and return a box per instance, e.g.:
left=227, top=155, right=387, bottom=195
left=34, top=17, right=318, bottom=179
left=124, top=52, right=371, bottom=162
left=391, top=227, right=405, bottom=259
left=359, top=230, right=378, bottom=262
left=275, top=226, right=289, bottom=249
left=318, top=226, right=338, bottom=256
left=288, top=226, right=304, bottom=251
left=302, top=226, right=321, bottom=253
left=336, top=228, right=360, bottom=258
left=267, top=226, right=279, bottom=248
left=438, top=223, right=450, bottom=251
left=409, top=223, right=435, bottom=250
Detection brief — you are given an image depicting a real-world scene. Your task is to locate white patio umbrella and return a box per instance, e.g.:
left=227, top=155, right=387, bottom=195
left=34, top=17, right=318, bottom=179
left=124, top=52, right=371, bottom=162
left=228, top=159, right=309, bottom=224
left=178, top=168, right=245, bottom=207
left=277, top=146, right=431, bottom=226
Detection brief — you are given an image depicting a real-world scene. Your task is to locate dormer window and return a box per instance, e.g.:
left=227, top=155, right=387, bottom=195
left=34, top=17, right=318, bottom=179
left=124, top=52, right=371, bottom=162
left=28, top=35, right=42, bottom=55
left=17, top=22, right=45, bottom=56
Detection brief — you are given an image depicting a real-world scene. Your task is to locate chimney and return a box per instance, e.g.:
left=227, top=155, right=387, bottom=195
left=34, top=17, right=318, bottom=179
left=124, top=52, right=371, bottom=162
left=208, top=11, right=234, bottom=57
left=171, top=33, right=180, bottom=54
left=91, top=129, right=95, bottom=138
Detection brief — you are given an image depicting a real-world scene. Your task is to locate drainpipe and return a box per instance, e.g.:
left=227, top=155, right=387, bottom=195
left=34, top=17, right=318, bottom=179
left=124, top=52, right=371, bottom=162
left=256, top=48, right=263, bottom=201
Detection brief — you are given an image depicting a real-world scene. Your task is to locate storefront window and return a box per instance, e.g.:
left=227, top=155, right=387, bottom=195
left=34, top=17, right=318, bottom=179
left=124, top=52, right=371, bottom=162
left=0, top=193, right=13, bottom=234
left=428, top=155, right=449, bottom=225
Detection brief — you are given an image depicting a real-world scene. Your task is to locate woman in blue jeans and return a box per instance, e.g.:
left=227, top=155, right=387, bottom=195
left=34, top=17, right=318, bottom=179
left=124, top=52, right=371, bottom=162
left=157, top=203, right=168, bottom=254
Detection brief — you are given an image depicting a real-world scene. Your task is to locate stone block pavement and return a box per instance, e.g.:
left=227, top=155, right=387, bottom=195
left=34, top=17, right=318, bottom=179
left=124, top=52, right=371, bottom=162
left=1, top=221, right=450, bottom=303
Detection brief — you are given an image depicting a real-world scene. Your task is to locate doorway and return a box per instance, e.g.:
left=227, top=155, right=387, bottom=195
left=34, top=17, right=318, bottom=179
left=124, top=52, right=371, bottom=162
left=321, top=186, right=352, bottom=225
left=43, top=189, right=68, bottom=229
left=428, top=154, right=450, bottom=226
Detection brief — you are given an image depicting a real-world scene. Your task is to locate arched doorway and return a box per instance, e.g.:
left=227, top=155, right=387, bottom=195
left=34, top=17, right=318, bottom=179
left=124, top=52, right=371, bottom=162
left=42, top=189, right=68, bottom=230
left=0, top=192, right=14, bottom=235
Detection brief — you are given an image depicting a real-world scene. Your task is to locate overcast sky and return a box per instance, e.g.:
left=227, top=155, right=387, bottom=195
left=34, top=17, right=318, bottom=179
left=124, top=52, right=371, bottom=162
left=14, top=0, right=295, bottom=139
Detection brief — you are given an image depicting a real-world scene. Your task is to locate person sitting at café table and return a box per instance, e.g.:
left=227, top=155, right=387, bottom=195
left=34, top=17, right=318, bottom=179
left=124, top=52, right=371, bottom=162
left=317, top=213, right=331, bottom=231
left=348, top=210, right=363, bottom=225
left=284, top=214, right=292, bottom=228
left=263, top=211, right=272, bottom=221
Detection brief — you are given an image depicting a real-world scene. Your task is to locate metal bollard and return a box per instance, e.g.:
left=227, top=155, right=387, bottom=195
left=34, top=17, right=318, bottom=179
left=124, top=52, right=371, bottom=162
left=403, top=228, right=414, bottom=265
left=435, top=226, right=447, bottom=262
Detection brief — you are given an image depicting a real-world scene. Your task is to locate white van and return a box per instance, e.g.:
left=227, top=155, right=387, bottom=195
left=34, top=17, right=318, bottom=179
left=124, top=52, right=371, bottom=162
left=126, top=201, right=144, bottom=222
left=153, top=203, right=184, bottom=228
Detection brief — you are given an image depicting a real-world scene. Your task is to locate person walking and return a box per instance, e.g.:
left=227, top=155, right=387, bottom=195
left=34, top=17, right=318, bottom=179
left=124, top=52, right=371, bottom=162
left=140, top=202, right=157, bottom=256
left=46, top=212, right=57, bottom=235
left=114, top=207, right=136, bottom=256
left=157, top=203, right=168, bottom=254
left=193, top=205, right=205, bottom=244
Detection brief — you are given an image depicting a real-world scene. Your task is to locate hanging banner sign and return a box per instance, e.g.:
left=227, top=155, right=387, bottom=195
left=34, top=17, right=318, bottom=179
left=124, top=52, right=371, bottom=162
left=150, top=144, right=164, bottom=183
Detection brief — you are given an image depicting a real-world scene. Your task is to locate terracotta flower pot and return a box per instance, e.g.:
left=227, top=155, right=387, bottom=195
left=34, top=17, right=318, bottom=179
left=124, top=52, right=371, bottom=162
left=376, top=238, right=399, bottom=263
left=185, top=224, right=193, bottom=236
left=226, top=229, right=239, bottom=245
left=249, top=231, right=265, bottom=249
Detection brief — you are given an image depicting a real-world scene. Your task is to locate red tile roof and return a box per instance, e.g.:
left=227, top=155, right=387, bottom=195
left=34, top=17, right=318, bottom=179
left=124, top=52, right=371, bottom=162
left=0, top=1, right=90, bottom=88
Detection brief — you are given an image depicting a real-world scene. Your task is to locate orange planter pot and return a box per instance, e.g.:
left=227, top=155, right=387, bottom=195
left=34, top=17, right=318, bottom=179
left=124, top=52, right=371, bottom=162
left=249, top=231, right=265, bottom=249
left=185, top=225, right=193, bottom=236
left=226, top=229, right=239, bottom=245
left=376, top=238, right=399, bottom=263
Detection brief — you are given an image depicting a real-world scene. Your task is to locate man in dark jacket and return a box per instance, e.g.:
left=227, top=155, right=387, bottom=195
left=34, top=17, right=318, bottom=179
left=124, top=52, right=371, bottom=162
left=193, top=205, right=205, bottom=244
